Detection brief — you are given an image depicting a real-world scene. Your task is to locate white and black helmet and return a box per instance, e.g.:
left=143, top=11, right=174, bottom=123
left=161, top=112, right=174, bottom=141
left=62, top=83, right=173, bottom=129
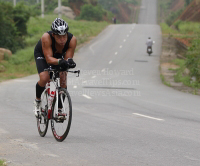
left=51, top=18, right=69, bottom=35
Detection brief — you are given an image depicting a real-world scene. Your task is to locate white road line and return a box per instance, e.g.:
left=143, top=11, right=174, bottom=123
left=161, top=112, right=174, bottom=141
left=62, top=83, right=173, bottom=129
left=101, top=68, right=105, bottom=72
left=73, top=85, right=77, bottom=89
left=120, top=45, right=122, bottom=48
left=82, top=94, right=92, bottom=99
left=127, top=35, right=129, bottom=37
left=134, top=97, right=196, bottom=115
left=115, top=52, right=118, bottom=55
left=109, top=61, right=112, bottom=64
left=92, top=76, right=96, bottom=78
left=123, top=39, right=126, bottom=42
left=130, top=31, right=132, bottom=33
left=132, top=113, right=164, bottom=121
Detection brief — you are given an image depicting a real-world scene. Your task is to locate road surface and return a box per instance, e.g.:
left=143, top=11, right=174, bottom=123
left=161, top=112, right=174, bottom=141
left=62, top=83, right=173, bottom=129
left=0, top=0, right=200, bottom=165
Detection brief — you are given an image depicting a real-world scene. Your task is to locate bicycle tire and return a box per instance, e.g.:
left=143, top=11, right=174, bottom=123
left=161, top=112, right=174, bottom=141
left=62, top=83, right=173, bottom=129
left=51, top=88, right=72, bottom=142
left=37, top=89, right=49, bottom=137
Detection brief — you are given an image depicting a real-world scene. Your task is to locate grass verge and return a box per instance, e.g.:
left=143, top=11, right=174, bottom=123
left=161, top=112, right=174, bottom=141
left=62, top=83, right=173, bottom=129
left=172, top=58, right=200, bottom=91
left=0, top=160, right=6, bottom=166
left=160, top=74, right=171, bottom=87
left=160, top=19, right=200, bottom=92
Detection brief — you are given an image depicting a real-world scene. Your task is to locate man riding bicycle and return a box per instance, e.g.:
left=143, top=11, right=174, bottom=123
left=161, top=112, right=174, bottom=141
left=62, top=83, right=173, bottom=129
left=33, top=18, right=77, bottom=116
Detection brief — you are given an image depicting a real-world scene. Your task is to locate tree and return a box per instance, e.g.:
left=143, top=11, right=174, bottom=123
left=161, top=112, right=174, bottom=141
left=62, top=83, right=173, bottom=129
left=0, top=2, right=30, bottom=52
left=13, top=2, right=31, bottom=36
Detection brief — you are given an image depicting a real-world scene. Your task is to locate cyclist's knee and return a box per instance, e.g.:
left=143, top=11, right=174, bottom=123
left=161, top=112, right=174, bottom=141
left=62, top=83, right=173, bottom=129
left=39, top=71, right=50, bottom=86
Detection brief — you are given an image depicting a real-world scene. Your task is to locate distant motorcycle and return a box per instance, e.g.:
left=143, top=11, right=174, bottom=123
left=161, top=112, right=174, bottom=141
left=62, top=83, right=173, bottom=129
left=146, top=40, right=155, bottom=56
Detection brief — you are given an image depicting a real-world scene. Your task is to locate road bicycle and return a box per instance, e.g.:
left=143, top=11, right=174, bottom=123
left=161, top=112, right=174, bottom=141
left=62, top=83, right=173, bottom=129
left=36, top=67, right=80, bottom=142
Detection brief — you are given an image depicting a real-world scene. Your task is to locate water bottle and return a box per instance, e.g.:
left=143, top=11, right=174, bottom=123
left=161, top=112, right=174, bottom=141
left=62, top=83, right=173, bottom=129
left=48, top=91, right=55, bottom=119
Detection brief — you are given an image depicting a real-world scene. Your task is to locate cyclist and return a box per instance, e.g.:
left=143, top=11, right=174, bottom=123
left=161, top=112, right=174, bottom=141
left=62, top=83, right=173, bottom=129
left=146, top=37, right=153, bottom=53
left=33, top=18, right=77, bottom=116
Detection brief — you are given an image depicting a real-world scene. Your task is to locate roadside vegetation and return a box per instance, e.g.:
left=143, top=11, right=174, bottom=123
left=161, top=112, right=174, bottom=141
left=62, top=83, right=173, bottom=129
left=0, top=160, right=5, bottom=166
left=159, top=0, right=200, bottom=93
left=0, top=14, right=109, bottom=82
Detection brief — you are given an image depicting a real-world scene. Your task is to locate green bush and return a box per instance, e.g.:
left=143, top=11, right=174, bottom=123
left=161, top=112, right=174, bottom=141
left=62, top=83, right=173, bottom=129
left=185, top=38, right=200, bottom=82
left=78, top=4, right=104, bottom=21
left=173, top=20, right=182, bottom=30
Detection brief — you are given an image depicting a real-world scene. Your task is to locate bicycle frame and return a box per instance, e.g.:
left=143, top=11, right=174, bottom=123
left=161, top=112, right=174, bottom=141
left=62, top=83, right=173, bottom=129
left=45, top=68, right=80, bottom=120
left=46, top=72, right=60, bottom=120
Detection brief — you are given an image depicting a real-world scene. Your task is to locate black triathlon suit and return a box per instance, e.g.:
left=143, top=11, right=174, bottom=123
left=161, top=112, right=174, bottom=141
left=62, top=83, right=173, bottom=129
left=34, top=31, right=73, bottom=74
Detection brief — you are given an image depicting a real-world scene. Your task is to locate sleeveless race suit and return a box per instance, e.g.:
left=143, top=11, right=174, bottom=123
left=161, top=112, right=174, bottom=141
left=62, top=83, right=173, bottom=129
left=34, top=31, right=73, bottom=73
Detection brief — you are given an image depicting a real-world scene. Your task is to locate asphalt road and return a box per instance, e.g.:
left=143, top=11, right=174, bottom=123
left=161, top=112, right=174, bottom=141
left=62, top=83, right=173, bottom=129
left=0, top=0, right=200, bottom=165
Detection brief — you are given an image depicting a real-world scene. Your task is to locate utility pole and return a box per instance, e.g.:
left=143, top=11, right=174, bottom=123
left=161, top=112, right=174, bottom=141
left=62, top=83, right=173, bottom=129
left=58, top=0, right=62, bottom=18
left=41, top=0, right=44, bottom=18
left=13, top=0, right=16, bottom=6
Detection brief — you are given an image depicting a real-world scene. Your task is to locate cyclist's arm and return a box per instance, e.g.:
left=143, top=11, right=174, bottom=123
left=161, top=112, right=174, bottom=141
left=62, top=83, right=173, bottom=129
left=64, top=36, right=77, bottom=60
left=42, top=33, right=59, bottom=65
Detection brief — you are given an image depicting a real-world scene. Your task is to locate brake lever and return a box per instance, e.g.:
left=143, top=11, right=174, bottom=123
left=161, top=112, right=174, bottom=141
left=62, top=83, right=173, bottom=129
left=68, top=70, right=80, bottom=77
left=76, top=70, right=80, bottom=77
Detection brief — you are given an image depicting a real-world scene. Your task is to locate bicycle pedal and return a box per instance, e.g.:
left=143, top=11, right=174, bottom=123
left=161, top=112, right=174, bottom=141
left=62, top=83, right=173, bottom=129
left=35, top=111, right=40, bottom=118
left=58, top=116, right=66, bottom=120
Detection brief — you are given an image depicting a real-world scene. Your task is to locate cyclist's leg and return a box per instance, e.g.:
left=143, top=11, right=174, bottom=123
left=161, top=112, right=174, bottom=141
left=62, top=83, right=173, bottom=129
left=34, top=52, right=50, bottom=100
left=36, top=71, right=50, bottom=100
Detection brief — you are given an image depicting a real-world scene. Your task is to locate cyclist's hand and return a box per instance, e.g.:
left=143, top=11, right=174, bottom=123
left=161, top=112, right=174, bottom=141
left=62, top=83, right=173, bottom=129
left=59, top=59, right=68, bottom=70
left=67, top=58, right=76, bottom=68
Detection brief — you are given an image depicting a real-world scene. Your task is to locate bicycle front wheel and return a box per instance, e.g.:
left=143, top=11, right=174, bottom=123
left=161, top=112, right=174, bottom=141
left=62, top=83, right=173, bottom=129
left=51, top=88, right=72, bottom=142
left=37, top=89, right=49, bottom=137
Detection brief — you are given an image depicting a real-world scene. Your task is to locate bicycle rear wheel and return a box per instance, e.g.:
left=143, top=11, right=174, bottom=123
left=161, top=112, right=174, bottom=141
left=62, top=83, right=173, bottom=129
left=51, top=88, right=72, bottom=142
left=37, top=89, right=49, bottom=137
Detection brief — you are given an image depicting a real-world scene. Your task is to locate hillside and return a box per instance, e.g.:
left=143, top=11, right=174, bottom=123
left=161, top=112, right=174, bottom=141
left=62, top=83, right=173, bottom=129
left=177, top=0, right=200, bottom=22
left=160, top=0, right=200, bottom=94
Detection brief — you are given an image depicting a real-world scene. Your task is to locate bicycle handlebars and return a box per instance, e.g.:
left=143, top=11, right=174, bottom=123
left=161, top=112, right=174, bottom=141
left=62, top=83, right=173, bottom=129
left=44, top=67, right=80, bottom=77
